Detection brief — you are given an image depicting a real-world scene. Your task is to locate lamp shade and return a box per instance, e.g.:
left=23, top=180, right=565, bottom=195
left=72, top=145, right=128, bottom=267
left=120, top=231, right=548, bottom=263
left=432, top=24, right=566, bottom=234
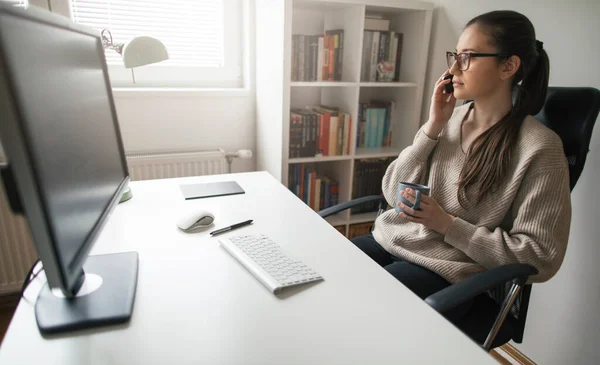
left=120, top=36, right=168, bottom=68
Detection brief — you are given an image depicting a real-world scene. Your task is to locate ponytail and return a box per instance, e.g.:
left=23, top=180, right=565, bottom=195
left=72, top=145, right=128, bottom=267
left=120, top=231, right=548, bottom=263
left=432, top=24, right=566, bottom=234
left=458, top=11, right=550, bottom=207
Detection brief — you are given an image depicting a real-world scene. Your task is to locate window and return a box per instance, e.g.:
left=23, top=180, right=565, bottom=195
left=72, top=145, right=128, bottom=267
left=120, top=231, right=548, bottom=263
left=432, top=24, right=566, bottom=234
left=70, top=0, right=243, bottom=88
left=1, top=0, right=27, bottom=8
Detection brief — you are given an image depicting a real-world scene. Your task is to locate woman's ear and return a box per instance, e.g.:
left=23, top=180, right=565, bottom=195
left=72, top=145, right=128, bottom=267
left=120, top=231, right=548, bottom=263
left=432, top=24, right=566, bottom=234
left=500, top=55, right=521, bottom=80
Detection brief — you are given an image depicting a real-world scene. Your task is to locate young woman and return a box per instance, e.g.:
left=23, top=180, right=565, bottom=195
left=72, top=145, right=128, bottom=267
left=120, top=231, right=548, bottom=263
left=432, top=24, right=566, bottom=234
left=351, top=10, right=571, bottom=313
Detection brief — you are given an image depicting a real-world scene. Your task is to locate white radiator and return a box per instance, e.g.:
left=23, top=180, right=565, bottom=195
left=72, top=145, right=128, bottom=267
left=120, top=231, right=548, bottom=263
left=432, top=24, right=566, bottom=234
left=0, top=149, right=228, bottom=294
left=126, top=148, right=228, bottom=181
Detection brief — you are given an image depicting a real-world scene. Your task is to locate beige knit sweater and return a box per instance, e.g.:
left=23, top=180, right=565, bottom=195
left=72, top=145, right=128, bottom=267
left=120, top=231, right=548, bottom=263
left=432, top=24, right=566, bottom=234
left=372, top=102, right=572, bottom=284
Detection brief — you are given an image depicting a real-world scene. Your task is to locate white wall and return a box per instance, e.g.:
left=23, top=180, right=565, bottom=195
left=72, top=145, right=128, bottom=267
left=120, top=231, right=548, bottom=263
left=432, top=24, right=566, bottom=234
left=111, top=90, right=256, bottom=173
left=418, top=0, right=600, bottom=363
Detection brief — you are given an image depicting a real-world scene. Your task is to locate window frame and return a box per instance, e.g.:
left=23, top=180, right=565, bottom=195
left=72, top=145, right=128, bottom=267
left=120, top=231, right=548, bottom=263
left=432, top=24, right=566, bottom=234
left=52, top=0, right=244, bottom=89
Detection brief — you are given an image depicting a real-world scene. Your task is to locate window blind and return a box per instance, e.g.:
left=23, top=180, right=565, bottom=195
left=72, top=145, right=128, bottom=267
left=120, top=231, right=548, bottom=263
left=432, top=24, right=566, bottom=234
left=1, top=0, right=28, bottom=8
left=71, top=0, right=224, bottom=68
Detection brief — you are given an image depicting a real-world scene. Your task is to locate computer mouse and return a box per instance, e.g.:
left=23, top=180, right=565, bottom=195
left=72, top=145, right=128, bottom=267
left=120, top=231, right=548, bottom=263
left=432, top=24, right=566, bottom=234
left=176, top=210, right=215, bottom=232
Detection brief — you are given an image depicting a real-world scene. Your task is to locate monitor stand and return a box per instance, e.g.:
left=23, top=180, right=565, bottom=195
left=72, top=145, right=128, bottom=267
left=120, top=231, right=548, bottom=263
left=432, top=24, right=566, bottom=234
left=34, top=251, right=139, bottom=335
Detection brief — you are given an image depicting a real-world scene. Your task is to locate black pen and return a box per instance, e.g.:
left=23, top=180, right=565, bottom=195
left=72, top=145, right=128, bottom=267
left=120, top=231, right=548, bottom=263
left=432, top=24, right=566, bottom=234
left=210, top=219, right=253, bottom=236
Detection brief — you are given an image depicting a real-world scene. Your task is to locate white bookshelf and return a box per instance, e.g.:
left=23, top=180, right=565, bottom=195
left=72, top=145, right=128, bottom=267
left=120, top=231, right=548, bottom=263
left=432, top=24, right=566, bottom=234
left=256, top=0, right=433, bottom=235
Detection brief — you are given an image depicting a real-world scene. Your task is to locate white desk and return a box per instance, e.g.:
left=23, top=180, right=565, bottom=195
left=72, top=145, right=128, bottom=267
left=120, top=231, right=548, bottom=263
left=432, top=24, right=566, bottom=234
left=0, top=172, right=496, bottom=364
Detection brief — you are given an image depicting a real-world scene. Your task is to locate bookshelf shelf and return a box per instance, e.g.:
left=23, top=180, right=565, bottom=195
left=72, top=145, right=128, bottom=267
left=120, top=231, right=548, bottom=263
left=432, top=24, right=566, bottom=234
left=289, top=155, right=353, bottom=164
left=359, top=82, right=417, bottom=88
left=291, top=81, right=357, bottom=87
left=256, top=0, right=434, bottom=229
left=349, top=211, right=380, bottom=224
left=325, top=213, right=348, bottom=227
left=355, top=147, right=403, bottom=159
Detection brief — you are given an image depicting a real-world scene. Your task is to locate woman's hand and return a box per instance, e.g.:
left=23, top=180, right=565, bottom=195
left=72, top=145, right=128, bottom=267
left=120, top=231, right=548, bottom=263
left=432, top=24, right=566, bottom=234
left=397, top=188, right=455, bottom=235
left=424, top=71, right=457, bottom=138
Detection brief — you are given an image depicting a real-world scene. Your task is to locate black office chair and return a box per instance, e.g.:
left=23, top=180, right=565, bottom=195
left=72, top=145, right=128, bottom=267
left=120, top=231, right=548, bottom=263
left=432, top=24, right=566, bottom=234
left=318, top=86, right=600, bottom=351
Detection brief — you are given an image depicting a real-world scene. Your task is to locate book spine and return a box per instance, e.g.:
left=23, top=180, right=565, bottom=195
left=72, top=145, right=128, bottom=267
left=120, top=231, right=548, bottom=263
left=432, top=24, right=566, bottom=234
left=369, top=108, right=378, bottom=148
left=329, top=115, right=338, bottom=156
left=364, top=109, right=370, bottom=148
left=315, top=177, right=321, bottom=211
left=330, top=30, right=344, bottom=81
left=303, top=166, right=308, bottom=204
left=300, top=164, right=306, bottom=203
left=289, top=113, right=296, bottom=158
left=310, top=35, right=318, bottom=81
left=369, top=32, right=379, bottom=82
left=296, top=164, right=301, bottom=197
left=317, top=113, right=324, bottom=156
left=360, top=104, right=366, bottom=148
left=331, top=181, right=339, bottom=206
left=317, top=36, right=323, bottom=81
left=323, top=177, right=329, bottom=208
left=377, top=108, right=385, bottom=148
left=338, top=31, right=344, bottom=81
left=346, top=114, right=352, bottom=155
left=342, top=113, right=349, bottom=155
left=298, top=35, right=305, bottom=82
left=394, top=33, right=403, bottom=82
left=310, top=171, right=316, bottom=210
left=323, top=111, right=330, bottom=156
left=322, top=35, right=329, bottom=81
left=328, top=36, right=335, bottom=81
left=297, top=114, right=304, bottom=157
left=311, top=113, right=318, bottom=156
left=384, top=103, right=391, bottom=147
left=361, top=31, right=372, bottom=81
left=304, top=35, right=311, bottom=81
left=337, top=115, right=343, bottom=155
left=388, top=32, right=398, bottom=81
left=377, top=32, right=387, bottom=81
left=318, top=178, right=325, bottom=210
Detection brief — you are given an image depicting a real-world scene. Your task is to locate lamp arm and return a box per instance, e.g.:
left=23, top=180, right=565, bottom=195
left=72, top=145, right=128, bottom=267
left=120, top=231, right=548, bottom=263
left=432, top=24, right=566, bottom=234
left=100, top=29, right=124, bottom=55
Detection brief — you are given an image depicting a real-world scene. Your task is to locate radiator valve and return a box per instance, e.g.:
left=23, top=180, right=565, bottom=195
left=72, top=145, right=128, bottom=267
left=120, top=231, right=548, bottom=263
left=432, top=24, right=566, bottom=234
left=225, top=149, right=253, bottom=173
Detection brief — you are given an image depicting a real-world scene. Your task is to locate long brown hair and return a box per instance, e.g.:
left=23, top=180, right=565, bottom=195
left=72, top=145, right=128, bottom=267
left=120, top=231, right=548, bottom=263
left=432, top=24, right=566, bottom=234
left=458, top=10, right=550, bottom=207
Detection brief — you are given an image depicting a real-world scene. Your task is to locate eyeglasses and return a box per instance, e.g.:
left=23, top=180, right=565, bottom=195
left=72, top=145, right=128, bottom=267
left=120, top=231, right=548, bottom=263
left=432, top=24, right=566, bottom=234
left=446, top=51, right=509, bottom=71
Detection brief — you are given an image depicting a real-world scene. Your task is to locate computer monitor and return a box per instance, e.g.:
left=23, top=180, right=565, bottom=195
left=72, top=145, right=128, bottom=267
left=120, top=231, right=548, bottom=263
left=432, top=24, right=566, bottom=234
left=0, top=4, right=138, bottom=334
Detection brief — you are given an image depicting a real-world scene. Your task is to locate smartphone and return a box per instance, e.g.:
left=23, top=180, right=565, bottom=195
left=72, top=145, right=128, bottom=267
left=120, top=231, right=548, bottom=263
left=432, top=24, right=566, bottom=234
left=443, top=74, right=454, bottom=94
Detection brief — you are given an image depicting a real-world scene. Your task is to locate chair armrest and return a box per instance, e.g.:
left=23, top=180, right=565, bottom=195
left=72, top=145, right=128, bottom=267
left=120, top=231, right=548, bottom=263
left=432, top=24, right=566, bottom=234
left=318, top=195, right=387, bottom=218
left=424, top=263, right=538, bottom=313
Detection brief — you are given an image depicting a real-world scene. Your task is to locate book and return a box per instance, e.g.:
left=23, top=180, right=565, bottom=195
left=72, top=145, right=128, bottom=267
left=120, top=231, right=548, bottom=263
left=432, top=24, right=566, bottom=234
left=351, top=158, right=394, bottom=214
left=325, top=29, right=344, bottom=81
left=365, top=18, right=390, bottom=31
left=394, top=33, right=404, bottom=82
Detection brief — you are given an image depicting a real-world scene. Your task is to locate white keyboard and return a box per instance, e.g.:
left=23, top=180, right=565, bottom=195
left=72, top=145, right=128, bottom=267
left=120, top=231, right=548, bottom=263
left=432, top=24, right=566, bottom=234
left=219, top=234, right=323, bottom=294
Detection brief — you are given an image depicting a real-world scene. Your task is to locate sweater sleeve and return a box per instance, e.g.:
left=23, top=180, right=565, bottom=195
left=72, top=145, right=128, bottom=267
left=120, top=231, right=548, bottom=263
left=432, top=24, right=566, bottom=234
left=381, top=126, right=439, bottom=207
left=444, top=167, right=572, bottom=283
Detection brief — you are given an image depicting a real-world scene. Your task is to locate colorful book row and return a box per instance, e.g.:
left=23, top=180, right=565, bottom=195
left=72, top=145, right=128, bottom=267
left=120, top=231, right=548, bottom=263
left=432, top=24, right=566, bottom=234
left=288, top=164, right=340, bottom=212
left=357, top=101, right=394, bottom=148
left=291, top=30, right=344, bottom=82
left=290, top=106, right=352, bottom=158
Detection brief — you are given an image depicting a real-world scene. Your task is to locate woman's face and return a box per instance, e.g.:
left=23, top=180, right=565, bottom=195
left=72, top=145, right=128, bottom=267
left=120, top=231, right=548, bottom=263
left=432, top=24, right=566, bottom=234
left=449, top=24, right=509, bottom=101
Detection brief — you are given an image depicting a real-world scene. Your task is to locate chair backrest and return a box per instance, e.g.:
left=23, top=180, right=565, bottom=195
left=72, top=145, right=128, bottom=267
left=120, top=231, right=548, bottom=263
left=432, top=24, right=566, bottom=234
left=489, top=86, right=600, bottom=343
left=534, top=87, right=600, bottom=190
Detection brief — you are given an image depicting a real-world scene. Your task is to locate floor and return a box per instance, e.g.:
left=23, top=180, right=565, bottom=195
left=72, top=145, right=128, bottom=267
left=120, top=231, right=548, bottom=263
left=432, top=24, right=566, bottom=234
left=0, top=292, right=535, bottom=364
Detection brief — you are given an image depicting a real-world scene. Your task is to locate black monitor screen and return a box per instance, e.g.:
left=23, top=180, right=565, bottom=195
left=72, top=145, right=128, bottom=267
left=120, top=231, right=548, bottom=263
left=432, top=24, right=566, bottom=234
left=0, top=13, right=127, bottom=271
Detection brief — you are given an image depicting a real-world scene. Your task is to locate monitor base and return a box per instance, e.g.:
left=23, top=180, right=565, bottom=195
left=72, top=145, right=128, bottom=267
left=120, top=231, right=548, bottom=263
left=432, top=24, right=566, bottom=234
left=35, top=251, right=138, bottom=335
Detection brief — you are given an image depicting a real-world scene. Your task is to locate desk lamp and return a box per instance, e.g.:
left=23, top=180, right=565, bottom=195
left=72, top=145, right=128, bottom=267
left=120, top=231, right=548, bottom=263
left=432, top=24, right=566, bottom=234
left=100, top=29, right=169, bottom=83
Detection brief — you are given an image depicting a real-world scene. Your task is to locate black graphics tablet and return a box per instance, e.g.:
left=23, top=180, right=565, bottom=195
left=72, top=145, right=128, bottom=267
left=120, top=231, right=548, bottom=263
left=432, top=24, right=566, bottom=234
left=180, top=181, right=245, bottom=200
